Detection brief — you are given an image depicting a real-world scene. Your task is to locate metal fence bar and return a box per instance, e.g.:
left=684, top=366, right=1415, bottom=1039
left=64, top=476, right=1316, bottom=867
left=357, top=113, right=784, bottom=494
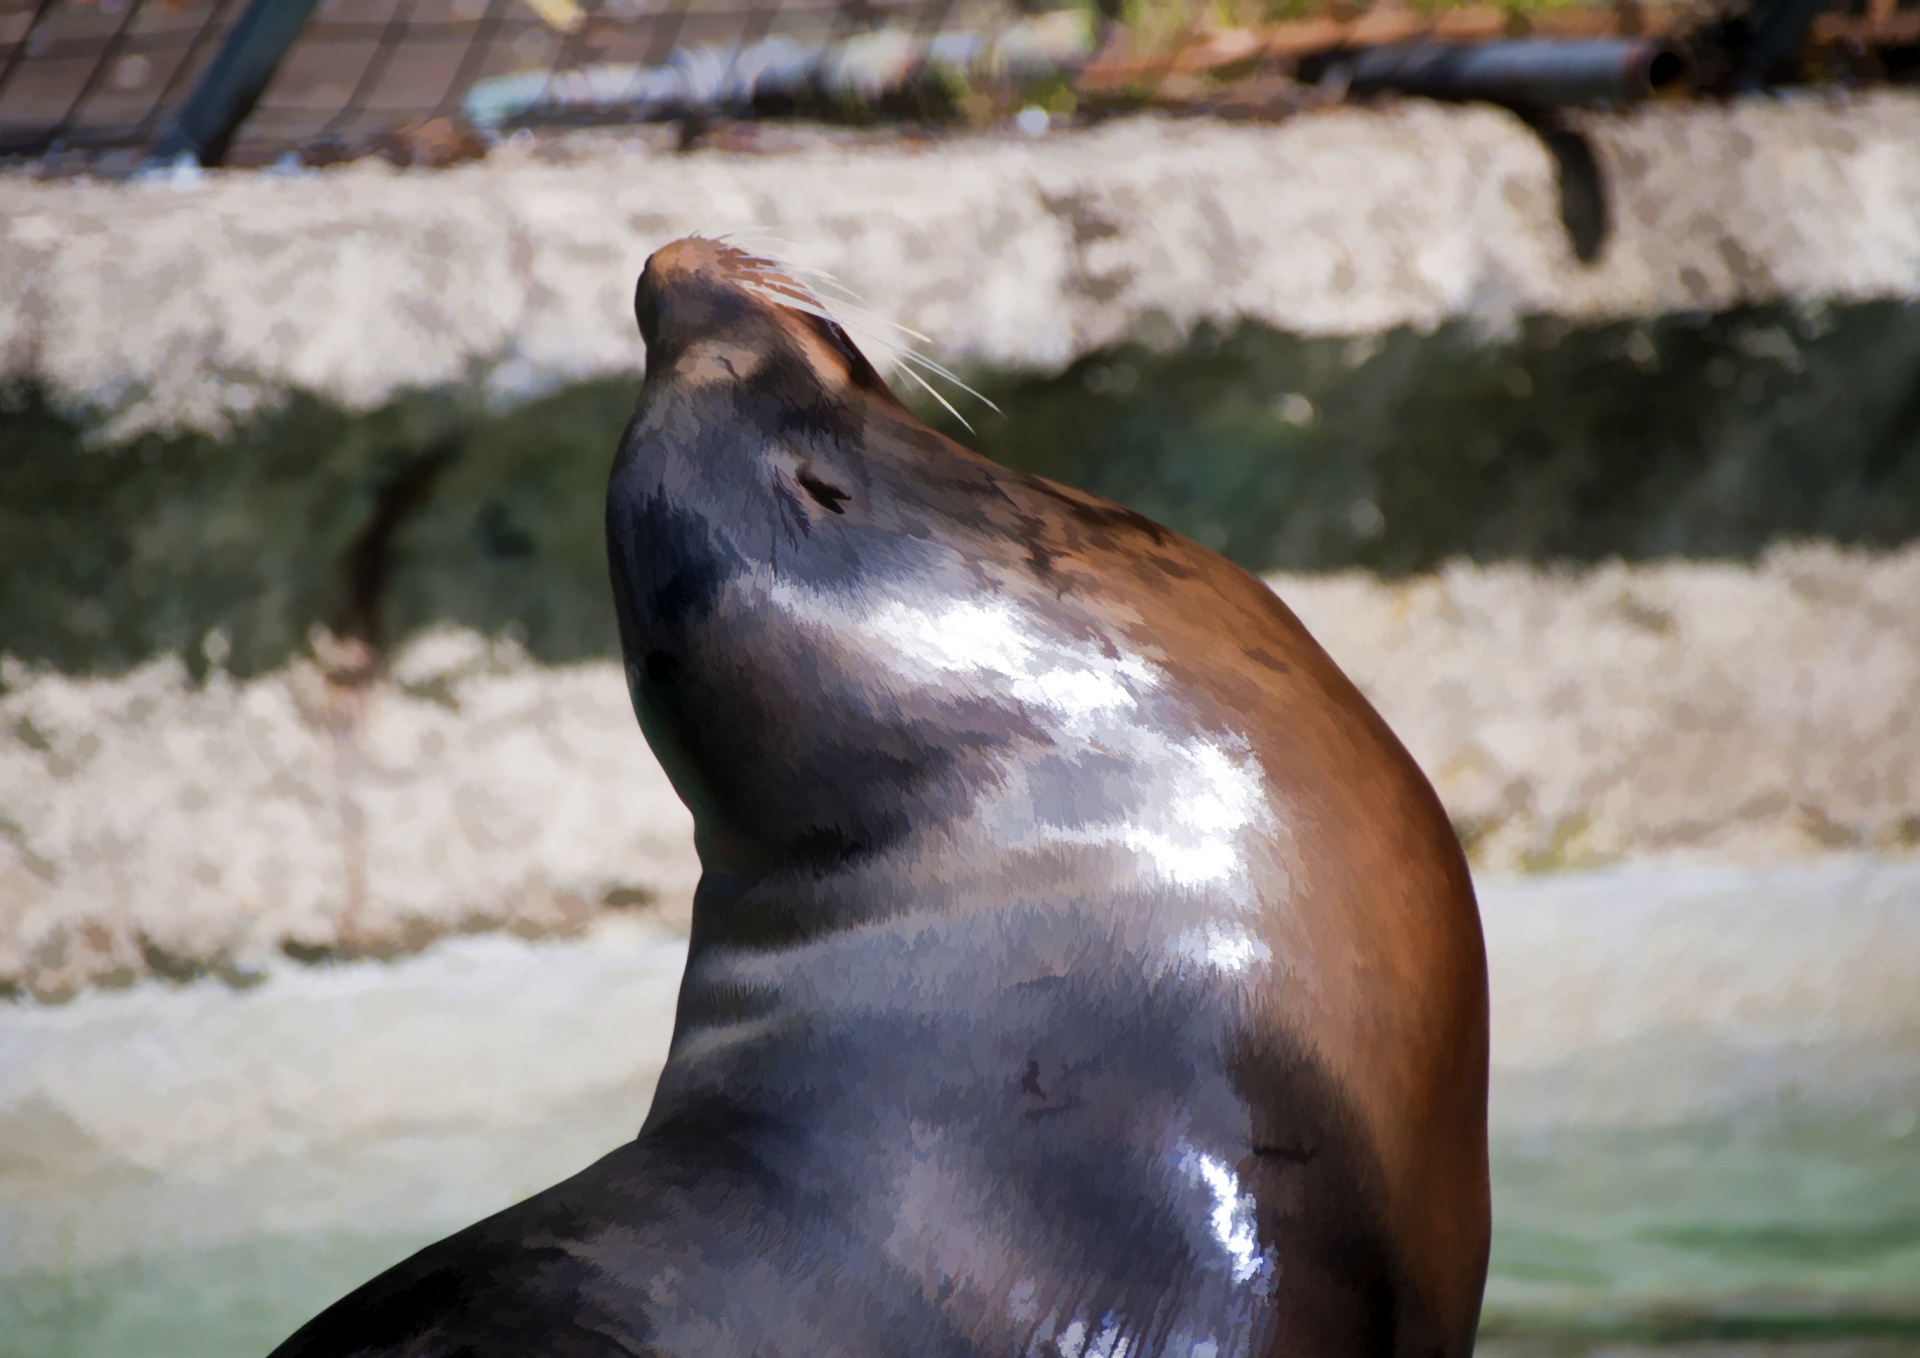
left=712, top=0, right=782, bottom=110
left=0, top=0, right=61, bottom=107
left=319, top=0, right=422, bottom=136
left=907, top=0, right=960, bottom=99
left=642, top=0, right=696, bottom=66
left=537, top=0, right=604, bottom=118
left=42, top=0, right=151, bottom=151
left=132, top=0, right=243, bottom=140
left=1738, top=0, right=1835, bottom=87
left=431, top=0, right=516, bottom=123
left=148, top=0, right=324, bottom=163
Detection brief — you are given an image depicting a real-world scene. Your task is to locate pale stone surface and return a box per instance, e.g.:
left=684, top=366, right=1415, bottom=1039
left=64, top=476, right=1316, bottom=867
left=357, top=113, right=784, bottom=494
left=0, top=630, right=700, bottom=999
left=0, top=917, right=690, bottom=1275
left=1479, top=858, right=1920, bottom=1132
left=3, top=95, right=1918, bottom=439
left=1274, top=542, right=1920, bottom=873
left=4, top=546, right=1918, bottom=996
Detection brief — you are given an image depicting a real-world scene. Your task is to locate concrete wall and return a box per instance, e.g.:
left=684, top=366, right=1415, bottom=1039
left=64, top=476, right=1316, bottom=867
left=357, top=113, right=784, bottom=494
left=4, top=95, right=1919, bottom=439
left=7, top=98, right=1920, bottom=995
left=6, top=546, right=1918, bottom=998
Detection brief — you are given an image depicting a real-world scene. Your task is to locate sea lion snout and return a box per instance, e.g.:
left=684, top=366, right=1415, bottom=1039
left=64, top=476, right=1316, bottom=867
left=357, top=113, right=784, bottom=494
left=633, top=238, right=764, bottom=361
left=635, top=236, right=895, bottom=401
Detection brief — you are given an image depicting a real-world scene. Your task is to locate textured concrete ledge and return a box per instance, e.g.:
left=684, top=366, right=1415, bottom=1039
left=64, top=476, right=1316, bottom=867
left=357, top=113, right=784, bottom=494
left=4, top=545, right=1916, bottom=997
left=3, top=95, right=1919, bottom=438
left=0, top=628, right=701, bottom=998
left=1283, top=543, right=1920, bottom=871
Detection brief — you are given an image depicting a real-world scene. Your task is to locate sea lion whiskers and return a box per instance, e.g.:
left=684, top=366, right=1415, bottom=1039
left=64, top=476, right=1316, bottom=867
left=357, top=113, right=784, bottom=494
left=702, top=235, right=898, bottom=328
left=701, top=239, right=998, bottom=430
left=738, top=281, right=987, bottom=432
left=759, top=279, right=1002, bottom=418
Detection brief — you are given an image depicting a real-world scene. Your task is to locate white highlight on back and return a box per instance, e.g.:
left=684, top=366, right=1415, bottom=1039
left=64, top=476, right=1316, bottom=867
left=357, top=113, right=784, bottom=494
left=1179, top=1145, right=1271, bottom=1286
left=1050, top=1317, right=1133, bottom=1358
left=1118, top=740, right=1266, bottom=888
left=1170, top=922, right=1273, bottom=974
left=865, top=597, right=1153, bottom=733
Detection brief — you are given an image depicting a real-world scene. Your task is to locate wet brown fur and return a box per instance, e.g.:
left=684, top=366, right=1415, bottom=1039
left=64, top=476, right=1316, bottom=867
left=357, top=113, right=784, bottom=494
left=640, top=237, right=1491, bottom=1352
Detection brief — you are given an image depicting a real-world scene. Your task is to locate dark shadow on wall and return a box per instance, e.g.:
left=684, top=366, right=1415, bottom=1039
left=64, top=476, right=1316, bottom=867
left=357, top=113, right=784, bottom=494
left=4, top=300, right=1919, bottom=679
left=942, top=301, right=1920, bottom=574
left=0, top=382, right=637, bottom=679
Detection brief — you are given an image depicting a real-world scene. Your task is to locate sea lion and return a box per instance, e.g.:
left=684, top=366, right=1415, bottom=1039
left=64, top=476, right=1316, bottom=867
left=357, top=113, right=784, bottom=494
left=269, top=238, right=1489, bottom=1358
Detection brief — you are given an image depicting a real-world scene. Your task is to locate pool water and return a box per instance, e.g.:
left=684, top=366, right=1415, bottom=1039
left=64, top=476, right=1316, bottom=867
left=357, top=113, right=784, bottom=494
left=5, top=1116, right=1916, bottom=1358
left=3, top=862, right=1917, bottom=1357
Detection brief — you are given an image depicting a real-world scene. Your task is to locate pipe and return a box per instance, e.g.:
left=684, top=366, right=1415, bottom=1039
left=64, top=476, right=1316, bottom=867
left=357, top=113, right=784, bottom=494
left=1735, top=0, right=1831, bottom=92
left=463, top=14, right=1094, bottom=129
left=1345, top=37, right=1691, bottom=109
left=146, top=0, right=323, bottom=167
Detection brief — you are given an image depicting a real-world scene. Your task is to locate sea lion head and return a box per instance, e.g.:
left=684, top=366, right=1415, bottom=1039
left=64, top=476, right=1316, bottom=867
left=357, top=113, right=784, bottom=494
left=612, top=236, right=1064, bottom=902
left=609, top=236, right=1337, bottom=950
left=633, top=236, right=900, bottom=404
left=611, top=238, right=1304, bottom=933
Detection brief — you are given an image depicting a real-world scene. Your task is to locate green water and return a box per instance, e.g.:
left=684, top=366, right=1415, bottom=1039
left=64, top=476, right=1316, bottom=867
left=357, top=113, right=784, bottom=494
left=1484, top=1113, right=1920, bottom=1336
left=0, top=1232, right=437, bottom=1358
left=4, top=1113, right=1915, bottom=1358
left=6, top=301, right=1919, bottom=681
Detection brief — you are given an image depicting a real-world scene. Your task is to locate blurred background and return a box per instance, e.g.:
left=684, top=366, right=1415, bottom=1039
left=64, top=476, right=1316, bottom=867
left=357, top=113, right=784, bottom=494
left=2, top=0, right=1919, bottom=1352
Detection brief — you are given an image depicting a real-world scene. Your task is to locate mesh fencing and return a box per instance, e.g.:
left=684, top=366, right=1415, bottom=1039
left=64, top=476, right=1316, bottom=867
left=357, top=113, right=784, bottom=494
left=0, top=0, right=1020, bottom=163
left=7, top=0, right=1919, bottom=166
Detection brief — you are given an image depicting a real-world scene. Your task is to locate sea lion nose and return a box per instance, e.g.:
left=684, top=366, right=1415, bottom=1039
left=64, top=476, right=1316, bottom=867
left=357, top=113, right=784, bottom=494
left=632, top=238, right=766, bottom=357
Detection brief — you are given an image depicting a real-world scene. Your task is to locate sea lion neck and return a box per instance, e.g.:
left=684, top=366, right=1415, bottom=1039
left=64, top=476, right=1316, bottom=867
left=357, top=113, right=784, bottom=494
left=616, top=238, right=1026, bottom=905
left=612, top=240, right=1283, bottom=940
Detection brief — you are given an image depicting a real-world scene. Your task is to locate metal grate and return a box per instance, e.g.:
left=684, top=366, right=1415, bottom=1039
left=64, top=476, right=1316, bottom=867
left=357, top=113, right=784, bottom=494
left=6, top=0, right=1913, bottom=165
left=0, top=0, right=1004, bottom=163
